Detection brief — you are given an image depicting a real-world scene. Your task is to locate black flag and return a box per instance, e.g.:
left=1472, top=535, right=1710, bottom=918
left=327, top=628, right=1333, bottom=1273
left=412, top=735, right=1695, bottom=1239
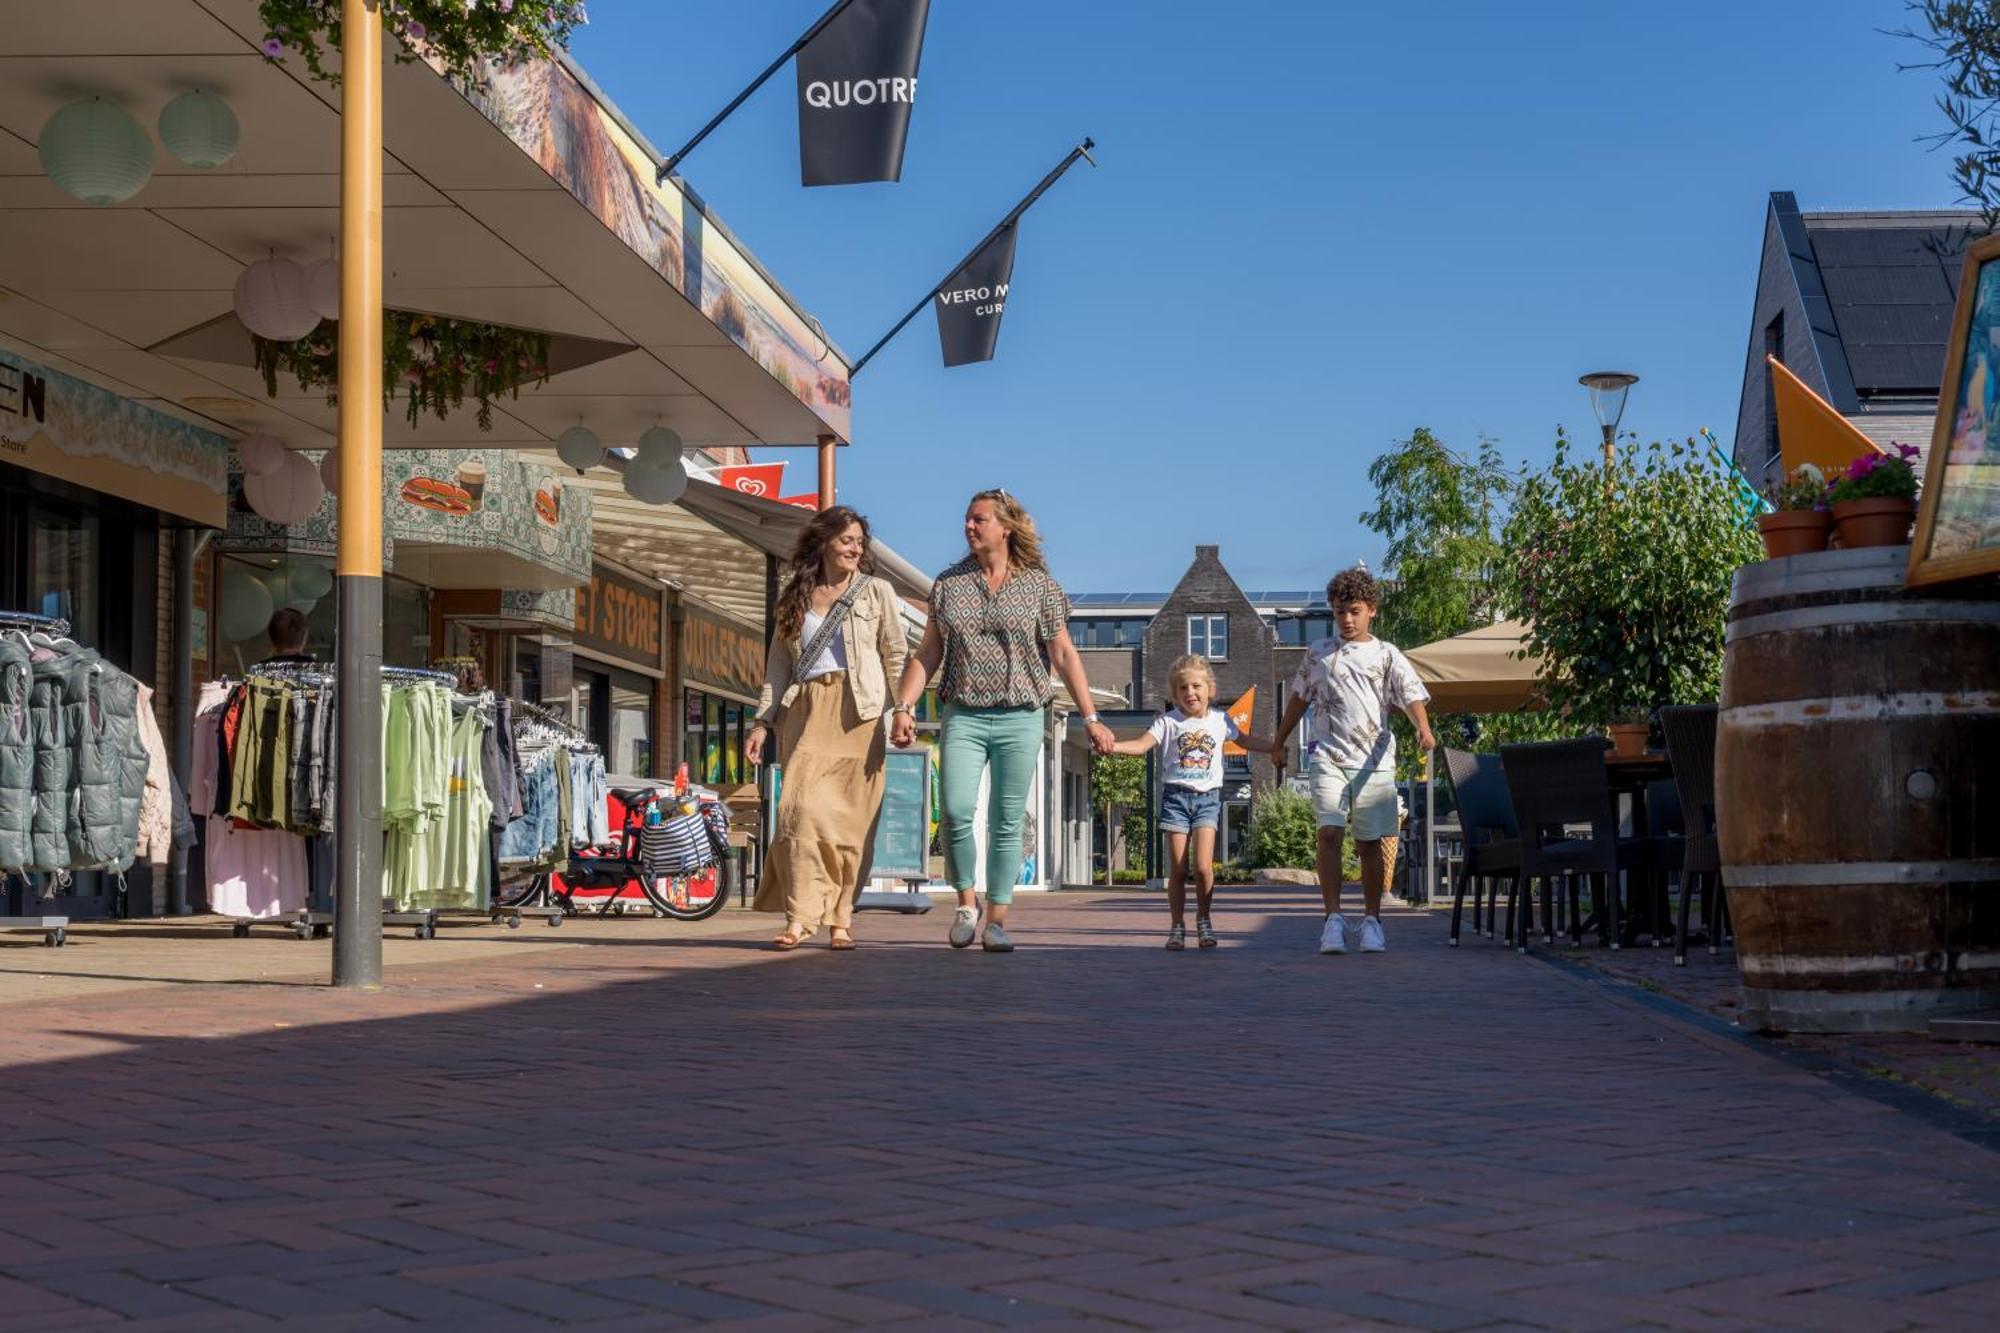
left=933, top=225, right=1018, bottom=368
left=797, top=0, right=931, bottom=187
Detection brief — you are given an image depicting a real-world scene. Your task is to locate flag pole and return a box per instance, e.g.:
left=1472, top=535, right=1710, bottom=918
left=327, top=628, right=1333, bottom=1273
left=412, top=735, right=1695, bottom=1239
left=656, top=0, right=861, bottom=183
left=850, top=137, right=1096, bottom=375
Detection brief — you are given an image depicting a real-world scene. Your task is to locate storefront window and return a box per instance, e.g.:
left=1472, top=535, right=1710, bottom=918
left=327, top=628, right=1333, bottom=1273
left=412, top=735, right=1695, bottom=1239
left=214, top=552, right=430, bottom=676
left=684, top=687, right=750, bottom=786
left=576, top=661, right=653, bottom=777
left=28, top=506, right=100, bottom=642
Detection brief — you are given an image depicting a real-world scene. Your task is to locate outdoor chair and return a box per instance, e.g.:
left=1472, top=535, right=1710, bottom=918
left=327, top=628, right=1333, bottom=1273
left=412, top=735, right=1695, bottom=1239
left=1660, top=705, right=1726, bottom=965
left=1443, top=748, right=1521, bottom=947
left=1619, top=779, right=1687, bottom=948
left=1499, top=739, right=1644, bottom=952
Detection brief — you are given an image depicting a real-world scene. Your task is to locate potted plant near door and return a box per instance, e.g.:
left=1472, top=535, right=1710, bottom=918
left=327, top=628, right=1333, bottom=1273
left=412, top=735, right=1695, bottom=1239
left=1754, top=464, right=1832, bottom=558
left=1605, top=709, right=1653, bottom=759
left=1827, top=444, right=1920, bottom=548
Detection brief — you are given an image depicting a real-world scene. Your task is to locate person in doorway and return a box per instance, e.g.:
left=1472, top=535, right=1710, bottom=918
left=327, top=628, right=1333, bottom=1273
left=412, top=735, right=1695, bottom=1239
left=746, top=505, right=908, bottom=951
left=1268, top=566, right=1434, bottom=955
left=1106, top=654, right=1281, bottom=950
left=264, top=608, right=314, bottom=663
left=890, top=489, right=1114, bottom=953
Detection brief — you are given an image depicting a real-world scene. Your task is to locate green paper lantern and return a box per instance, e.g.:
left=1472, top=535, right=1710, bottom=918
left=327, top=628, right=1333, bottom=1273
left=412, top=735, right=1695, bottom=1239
left=158, top=90, right=240, bottom=168
left=38, top=98, right=154, bottom=206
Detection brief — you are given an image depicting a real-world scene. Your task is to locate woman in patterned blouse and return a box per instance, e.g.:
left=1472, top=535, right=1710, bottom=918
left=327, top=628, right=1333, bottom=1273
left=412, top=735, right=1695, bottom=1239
left=890, top=490, right=1113, bottom=952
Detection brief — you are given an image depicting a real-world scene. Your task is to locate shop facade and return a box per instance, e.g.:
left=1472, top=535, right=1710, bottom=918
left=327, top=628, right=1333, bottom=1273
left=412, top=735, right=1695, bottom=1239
left=572, top=561, right=670, bottom=779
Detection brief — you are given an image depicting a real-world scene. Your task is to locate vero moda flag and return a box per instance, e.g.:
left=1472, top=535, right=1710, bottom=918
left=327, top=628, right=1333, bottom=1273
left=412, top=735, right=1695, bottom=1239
left=797, top=0, right=931, bottom=187
left=933, top=225, right=1018, bottom=368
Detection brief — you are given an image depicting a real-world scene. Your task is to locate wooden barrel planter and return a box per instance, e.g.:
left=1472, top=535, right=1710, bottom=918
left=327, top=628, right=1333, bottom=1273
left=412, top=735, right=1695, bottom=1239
left=1717, top=546, right=2000, bottom=1033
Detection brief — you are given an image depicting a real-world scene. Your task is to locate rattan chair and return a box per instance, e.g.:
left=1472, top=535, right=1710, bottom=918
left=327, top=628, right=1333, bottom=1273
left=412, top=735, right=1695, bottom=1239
left=1499, top=739, right=1635, bottom=952
left=1660, top=705, right=1725, bottom=965
left=1443, top=748, right=1521, bottom=946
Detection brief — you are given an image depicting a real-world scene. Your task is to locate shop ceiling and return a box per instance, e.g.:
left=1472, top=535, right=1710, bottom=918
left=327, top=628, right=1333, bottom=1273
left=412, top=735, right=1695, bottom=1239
left=0, top=0, right=851, bottom=457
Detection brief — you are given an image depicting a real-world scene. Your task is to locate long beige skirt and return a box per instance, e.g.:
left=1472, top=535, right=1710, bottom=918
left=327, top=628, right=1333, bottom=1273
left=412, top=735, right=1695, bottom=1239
left=752, top=673, right=886, bottom=933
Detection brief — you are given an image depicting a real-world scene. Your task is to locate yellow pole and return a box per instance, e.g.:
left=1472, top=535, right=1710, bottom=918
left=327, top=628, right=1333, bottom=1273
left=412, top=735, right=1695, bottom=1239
left=333, top=0, right=384, bottom=989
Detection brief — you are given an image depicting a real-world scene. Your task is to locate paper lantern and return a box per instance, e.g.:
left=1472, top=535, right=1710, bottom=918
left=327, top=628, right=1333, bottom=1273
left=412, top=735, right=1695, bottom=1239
left=158, top=90, right=239, bottom=168
left=305, top=258, right=340, bottom=321
left=244, top=449, right=326, bottom=526
left=38, top=98, right=153, bottom=206
left=318, top=447, right=340, bottom=496
left=235, top=433, right=288, bottom=477
left=284, top=595, right=320, bottom=615
left=219, top=569, right=275, bottom=643
left=291, top=561, right=333, bottom=601
left=634, top=424, right=684, bottom=469
left=556, top=424, right=604, bottom=473
left=233, top=257, right=319, bottom=341
left=622, top=454, right=688, bottom=506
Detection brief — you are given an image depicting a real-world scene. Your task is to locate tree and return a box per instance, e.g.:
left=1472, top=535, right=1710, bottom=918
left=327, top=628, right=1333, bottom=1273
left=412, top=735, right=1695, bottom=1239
left=1501, top=432, right=1763, bottom=729
left=1896, top=1, right=2000, bottom=233
left=1361, top=428, right=1518, bottom=649
left=1089, top=753, right=1147, bottom=872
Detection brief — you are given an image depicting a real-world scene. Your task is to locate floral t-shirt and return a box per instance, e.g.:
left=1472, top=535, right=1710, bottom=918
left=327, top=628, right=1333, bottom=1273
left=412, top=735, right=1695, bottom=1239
left=929, top=557, right=1071, bottom=708
left=1289, top=636, right=1429, bottom=771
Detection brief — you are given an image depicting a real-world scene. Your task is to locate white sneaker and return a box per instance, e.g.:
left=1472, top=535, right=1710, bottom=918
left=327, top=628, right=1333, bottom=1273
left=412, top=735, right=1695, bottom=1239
left=1319, top=914, right=1347, bottom=954
left=1359, top=916, right=1386, bottom=953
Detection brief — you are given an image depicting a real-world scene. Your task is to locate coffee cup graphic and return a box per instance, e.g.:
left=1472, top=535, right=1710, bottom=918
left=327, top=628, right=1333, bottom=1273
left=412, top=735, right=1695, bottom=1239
left=457, top=458, right=487, bottom=511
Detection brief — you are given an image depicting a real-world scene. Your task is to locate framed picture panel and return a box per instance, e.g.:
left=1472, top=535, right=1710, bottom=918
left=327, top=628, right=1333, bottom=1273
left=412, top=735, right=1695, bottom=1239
left=1913, top=233, right=2000, bottom=585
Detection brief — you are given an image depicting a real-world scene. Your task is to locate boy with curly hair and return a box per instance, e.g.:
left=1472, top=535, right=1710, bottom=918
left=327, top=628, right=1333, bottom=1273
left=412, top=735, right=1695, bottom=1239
left=1269, top=566, right=1434, bottom=954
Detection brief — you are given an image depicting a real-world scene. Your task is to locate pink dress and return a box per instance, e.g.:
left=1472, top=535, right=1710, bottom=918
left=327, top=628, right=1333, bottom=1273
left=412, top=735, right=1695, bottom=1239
left=193, top=682, right=307, bottom=918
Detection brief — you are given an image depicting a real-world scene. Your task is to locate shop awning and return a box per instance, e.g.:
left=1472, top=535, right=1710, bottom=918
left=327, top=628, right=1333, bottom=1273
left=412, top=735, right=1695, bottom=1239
left=0, top=1, right=851, bottom=459
left=1404, top=619, right=1544, bottom=715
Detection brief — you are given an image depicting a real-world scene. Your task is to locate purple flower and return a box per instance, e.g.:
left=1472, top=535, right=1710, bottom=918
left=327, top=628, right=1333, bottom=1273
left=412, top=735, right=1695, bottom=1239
left=1895, top=442, right=1920, bottom=460
left=262, top=35, right=286, bottom=57
left=408, top=21, right=427, bottom=40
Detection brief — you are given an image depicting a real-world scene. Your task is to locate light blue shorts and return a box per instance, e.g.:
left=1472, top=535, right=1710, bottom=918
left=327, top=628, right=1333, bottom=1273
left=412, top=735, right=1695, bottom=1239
left=1159, top=785, right=1222, bottom=833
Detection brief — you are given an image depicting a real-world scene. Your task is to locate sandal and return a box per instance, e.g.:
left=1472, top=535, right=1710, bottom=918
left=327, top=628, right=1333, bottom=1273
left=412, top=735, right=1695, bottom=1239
left=771, top=930, right=806, bottom=951
left=1166, top=924, right=1186, bottom=951
left=829, top=931, right=856, bottom=951
left=1196, top=918, right=1217, bottom=949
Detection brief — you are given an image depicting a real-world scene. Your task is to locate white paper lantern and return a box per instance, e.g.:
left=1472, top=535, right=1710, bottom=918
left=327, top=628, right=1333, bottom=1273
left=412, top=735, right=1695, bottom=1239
left=219, top=569, right=275, bottom=643
left=235, top=433, right=288, bottom=477
left=634, top=424, right=684, bottom=469
left=244, top=449, right=326, bottom=526
left=305, top=258, right=340, bottom=321
left=233, top=257, right=320, bottom=341
left=158, top=90, right=239, bottom=168
left=556, top=424, right=604, bottom=473
left=291, top=560, right=334, bottom=601
left=318, top=446, right=340, bottom=496
left=39, top=98, right=153, bottom=206
left=622, top=454, right=688, bottom=506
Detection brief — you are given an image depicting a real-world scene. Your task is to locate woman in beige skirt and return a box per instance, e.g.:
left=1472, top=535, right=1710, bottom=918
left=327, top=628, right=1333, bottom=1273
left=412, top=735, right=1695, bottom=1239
left=746, top=505, right=908, bottom=950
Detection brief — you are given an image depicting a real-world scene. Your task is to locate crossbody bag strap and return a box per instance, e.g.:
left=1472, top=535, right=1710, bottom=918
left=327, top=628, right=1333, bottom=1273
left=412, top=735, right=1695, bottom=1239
left=793, top=577, right=864, bottom=675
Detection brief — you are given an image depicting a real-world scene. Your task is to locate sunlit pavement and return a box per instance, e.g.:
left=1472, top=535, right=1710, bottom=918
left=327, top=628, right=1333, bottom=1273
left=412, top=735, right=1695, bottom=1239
left=1, top=890, right=1995, bottom=1330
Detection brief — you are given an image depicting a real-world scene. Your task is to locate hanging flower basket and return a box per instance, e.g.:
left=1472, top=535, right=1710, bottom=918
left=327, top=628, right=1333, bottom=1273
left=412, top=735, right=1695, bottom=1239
left=257, top=0, right=587, bottom=88
left=253, top=310, right=551, bottom=430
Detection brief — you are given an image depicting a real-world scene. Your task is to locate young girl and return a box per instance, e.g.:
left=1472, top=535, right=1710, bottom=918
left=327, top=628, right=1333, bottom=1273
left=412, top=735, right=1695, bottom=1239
left=1108, top=655, right=1280, bottom=950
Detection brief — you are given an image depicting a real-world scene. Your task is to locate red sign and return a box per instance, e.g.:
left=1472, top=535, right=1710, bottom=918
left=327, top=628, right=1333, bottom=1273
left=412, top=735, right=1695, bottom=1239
left=717, top=463, right=786, bottom=498
left=776, top=493, right=819, bottom=510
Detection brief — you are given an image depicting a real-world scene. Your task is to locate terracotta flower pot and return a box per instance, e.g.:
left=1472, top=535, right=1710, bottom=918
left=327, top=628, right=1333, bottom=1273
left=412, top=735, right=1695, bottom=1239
left=1606, top=723, right=1650, bottom=758
left=1830, top=498, right=1914, bottom=549
left=1756, top=510, right=1833, bottom=559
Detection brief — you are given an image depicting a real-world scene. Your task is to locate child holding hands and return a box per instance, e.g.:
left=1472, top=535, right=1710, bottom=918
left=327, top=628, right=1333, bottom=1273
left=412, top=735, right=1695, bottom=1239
left=1107, top=655, right=1281, bottom=950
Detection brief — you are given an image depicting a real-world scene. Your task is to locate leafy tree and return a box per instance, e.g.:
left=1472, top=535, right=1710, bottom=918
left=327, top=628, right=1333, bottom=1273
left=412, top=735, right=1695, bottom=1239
left=1089, top=753, right=1147, bottom=871
left=1896, top=1, right=2000, bottom=232
left=1361, top=428, right=1518, bottom=648
left=1501, top=432, right=1763, bottom=729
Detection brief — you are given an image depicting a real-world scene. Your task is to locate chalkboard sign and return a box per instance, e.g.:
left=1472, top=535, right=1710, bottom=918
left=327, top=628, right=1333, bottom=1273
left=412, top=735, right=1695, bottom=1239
left=870, top=747, right=932, bottom=881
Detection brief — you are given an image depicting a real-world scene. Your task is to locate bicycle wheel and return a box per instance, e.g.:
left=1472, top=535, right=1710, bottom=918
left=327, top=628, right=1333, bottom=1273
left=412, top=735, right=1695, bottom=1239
left=639, top=867, right=730, bottom=921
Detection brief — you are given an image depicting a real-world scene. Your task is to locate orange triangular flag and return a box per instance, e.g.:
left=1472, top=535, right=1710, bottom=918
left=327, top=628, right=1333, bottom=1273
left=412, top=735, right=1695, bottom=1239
left=1222, top=686, right=1256, bottom=756
left=1768, top=355, right=1883, bottom=475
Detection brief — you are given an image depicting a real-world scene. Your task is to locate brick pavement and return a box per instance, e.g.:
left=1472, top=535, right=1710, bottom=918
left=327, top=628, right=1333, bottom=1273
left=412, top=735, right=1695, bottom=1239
left=1, top=888, right=1996, bottom=1330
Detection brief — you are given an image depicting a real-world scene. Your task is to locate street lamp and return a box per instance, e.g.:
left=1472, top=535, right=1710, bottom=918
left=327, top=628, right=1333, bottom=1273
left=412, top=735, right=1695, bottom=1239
left=1579, top=370, right=1638, bottom=465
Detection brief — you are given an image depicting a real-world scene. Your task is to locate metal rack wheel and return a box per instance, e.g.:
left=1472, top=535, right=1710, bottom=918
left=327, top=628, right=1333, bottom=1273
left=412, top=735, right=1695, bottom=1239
left=506, top=914, right=521, bottom=929
left=294, top=921, right=314, bottom=941
left=313, top=923, right=331, bottom=939
left=44, top=927, right=64, bottom=947
left=232, top=922, right=250, bottom=938
left=547, top=912, right=562, bottom=928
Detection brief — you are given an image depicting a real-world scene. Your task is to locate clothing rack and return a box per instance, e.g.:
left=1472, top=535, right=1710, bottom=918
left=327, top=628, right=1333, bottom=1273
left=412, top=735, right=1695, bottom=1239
left=0, top=610, right=71, bottom=637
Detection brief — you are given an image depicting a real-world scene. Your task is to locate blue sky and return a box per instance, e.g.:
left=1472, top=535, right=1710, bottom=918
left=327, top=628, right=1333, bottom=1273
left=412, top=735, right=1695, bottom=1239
left=572, top=1, right=1962, bottom=593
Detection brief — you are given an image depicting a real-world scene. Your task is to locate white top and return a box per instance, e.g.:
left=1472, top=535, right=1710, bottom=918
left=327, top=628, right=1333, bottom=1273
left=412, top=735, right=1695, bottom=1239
left=798, top=609, right=849, bottom=682
left=1288, top=636, right=1429, bottom=771
left=1146, top=707, right=1242, bottom=792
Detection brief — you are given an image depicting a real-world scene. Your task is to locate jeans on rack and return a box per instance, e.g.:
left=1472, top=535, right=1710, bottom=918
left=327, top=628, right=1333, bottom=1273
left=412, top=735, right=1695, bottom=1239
left=497, top=755, right=560, bottom=863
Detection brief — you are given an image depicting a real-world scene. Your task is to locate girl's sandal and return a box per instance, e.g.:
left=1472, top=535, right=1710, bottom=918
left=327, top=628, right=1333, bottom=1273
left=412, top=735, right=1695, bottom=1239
left=1197, top=918, right=1218, bottom=949
left=1165, top=924, right=1186, bottom=951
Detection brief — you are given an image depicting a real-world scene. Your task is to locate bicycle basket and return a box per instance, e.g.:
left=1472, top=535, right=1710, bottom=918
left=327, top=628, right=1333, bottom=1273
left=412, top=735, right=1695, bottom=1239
left=640, top=812, right=713, bottom=875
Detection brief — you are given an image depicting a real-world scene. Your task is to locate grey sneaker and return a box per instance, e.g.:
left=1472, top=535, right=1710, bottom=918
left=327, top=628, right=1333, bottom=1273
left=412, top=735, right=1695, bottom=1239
left=948, top=905, right=978, bottom=949
left=981, top=922, right=1015, bottom=953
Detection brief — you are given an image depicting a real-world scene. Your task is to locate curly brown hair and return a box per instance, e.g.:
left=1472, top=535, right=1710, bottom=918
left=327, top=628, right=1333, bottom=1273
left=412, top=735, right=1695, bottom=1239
left=774, top=505, right=875, bottom=641
left=1325, top=566, right=1379, bottom=608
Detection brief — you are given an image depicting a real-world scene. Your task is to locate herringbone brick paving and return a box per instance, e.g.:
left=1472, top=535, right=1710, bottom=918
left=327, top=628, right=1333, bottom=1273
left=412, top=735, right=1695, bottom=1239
left=0, top=889, right=1994, bottom=1329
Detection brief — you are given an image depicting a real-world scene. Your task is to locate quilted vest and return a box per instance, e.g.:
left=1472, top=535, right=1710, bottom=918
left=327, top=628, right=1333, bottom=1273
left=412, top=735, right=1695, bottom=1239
left=0, top=638, right=32, bottom=871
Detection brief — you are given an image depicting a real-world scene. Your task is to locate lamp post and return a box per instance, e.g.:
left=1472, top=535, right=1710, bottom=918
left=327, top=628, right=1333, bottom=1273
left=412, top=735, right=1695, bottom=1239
left=1579, top=370, right=1638, bottom=466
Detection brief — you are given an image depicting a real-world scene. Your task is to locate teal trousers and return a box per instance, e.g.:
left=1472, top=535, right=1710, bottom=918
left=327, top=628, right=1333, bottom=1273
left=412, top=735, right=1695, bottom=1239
left=938, top=704, right=1043, bottom=904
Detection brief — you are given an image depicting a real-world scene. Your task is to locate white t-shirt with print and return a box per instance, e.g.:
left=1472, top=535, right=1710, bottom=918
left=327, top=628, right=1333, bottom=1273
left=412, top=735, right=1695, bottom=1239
left=1288, top=636, right=1429, bottom=771
left=1146, top=707, right=1242, bottom=793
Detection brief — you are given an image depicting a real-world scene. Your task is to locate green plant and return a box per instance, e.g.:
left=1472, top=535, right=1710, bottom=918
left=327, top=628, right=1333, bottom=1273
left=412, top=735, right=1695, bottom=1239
left=1093, top=869, right=1149, bottom=886
left=1090, top=752, right=1147, bottom=871
left=1245, top=785, right=1316, bottom=870
left=253, top=310, right=551, bottom=430
left=1211, top=862, right=1257, bottom=885
left=257, top=0, right=586, bottom=88
left=1502, top=432, right=1763, bottom=730
left=1827, top=445, right=1921, bottom=504
left=1895, top=1, right=2000, bottom=233
left=1762, top=463, right=1830, bottom=512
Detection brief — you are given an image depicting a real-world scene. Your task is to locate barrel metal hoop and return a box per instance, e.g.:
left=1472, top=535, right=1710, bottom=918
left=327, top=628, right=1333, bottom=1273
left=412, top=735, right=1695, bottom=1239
left=1719, top=690, right=2000, bottom=727
left=1725, top=600, right=2000, bottom=643
left=1724, top=859, right=2000, bottom=886
left=1729, top=547, right=1910, bottom=603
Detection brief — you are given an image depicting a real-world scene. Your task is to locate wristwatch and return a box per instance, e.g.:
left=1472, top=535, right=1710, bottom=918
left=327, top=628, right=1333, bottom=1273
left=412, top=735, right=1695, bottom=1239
left=1080, top=713, right=1102, bottom=727
left=891, top=703, right=914, bottom=718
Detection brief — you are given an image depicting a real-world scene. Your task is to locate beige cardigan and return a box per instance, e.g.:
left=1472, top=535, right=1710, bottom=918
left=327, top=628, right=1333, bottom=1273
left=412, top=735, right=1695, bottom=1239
left=754, top=575, right=908, bottom=726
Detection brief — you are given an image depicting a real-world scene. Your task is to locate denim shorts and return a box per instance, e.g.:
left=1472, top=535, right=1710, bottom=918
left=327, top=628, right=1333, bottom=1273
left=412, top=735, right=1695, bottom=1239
left=1159, top=785, right=1222, bottom=833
